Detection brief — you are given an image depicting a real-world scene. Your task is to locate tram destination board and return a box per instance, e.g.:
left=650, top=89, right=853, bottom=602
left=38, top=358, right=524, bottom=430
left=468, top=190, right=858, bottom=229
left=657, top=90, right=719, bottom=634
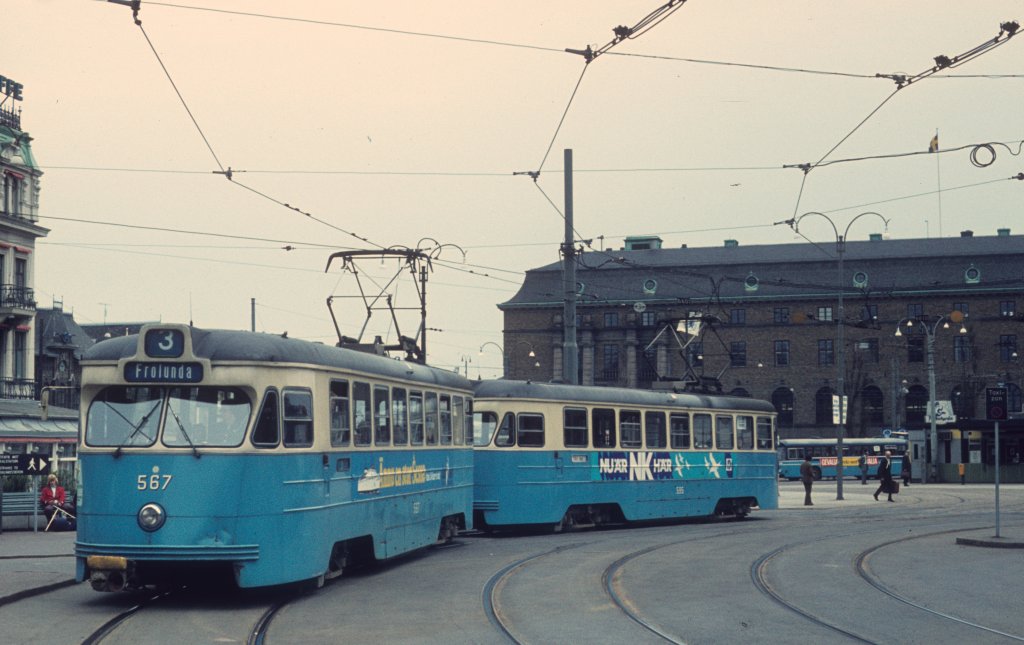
left=0, top=453, right=52, bottom=476
left=124, top=361, right=203, bottom=383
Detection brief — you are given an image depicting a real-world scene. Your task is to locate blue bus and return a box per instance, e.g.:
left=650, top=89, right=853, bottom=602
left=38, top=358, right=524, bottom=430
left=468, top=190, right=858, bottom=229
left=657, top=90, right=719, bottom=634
left=778, top=437, right=906, bottom=480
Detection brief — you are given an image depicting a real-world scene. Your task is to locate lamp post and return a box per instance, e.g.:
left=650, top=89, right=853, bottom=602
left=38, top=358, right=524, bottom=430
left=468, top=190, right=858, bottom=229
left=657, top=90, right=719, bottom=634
left=789, top=211, right=889, bottom=501
left=479, top=342, right=506, bottom=378
left=895, top=313, right=966, bottom=483
left=512, top=340, right=540, bottom=377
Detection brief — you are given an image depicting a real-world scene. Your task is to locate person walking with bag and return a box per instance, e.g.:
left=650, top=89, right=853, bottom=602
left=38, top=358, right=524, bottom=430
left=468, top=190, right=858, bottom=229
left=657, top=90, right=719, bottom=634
left=874, top=450, right=895, bottom=502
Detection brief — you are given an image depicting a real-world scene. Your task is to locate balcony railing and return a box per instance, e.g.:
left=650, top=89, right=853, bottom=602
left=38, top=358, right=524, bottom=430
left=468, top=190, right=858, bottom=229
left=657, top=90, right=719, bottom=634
left=0, top=378, right=35, bottom=400
left=0, top=285, right=35, bottom=310
left=0, top=105, right=20, bottom=130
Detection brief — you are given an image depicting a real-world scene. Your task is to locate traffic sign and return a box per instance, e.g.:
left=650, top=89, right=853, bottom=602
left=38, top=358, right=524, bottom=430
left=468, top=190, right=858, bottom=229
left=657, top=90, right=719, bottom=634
left=987, top=388, right=1008, bottom=421
left=0, top=453, right=51, bottom=476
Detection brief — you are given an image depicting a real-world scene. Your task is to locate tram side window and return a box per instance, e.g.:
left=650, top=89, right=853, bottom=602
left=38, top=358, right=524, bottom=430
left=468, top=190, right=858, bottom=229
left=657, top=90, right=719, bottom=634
left=374, top=385, right=391, bottom=445
left=494, top=412, right=516, bottom=447
left=440, top=395, right=453, bottom=445
left=517, top=413, right=544, bottom=447
left=452, top=396, right=465, bottom=445
left=283, top=390, right=313, bottom=448
left=563, top=407, right=588, bottom=448
left=716, top=416, right=734, bottom=450
left=329, top=380, right=350, bottom=447
left=86, top=386, right=163, bottom=447
left=409, top=391, right=424, bottom=445
left=425, top=392, right=439, bottom=445
left=165, top=387, right=250, bottom=447
left=252, top=389, right=280, bottom=447
left=670, top=413, right=690, bottom=449
left=593, top=408, right=616, bottom=448
left=353, top=382, right=372, bottom=446
left=737, top=416, right=754, bottom=450
left=756, top=417, right=773, bottom=450
left=475, top=411, right=498, bottom=446
left=392, top=388, right=408, bottom=445
left=693, top=414, right=713, bottom=449
left=620, top=410, right=642, bottom=448
left=645, top=411, right=666, bottom=449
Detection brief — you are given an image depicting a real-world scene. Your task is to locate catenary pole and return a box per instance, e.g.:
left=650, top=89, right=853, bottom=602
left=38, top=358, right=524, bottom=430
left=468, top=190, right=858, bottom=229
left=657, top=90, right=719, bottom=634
left=562, top=148, right=579, bottom=384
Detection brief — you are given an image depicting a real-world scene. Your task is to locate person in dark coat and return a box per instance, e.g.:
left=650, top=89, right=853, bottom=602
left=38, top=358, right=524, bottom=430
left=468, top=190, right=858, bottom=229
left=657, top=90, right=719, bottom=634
left=901, top=453, right=911, bottom=486
left=874, top=450, right=895, bottom=502
left=800, top=453, right=814, bottom=506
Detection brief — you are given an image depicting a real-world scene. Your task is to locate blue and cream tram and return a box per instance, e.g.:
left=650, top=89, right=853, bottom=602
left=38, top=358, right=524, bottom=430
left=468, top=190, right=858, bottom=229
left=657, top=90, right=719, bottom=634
left=75, top=324, right=474, bottom=591
left=472, top=380, right=778, bottom=530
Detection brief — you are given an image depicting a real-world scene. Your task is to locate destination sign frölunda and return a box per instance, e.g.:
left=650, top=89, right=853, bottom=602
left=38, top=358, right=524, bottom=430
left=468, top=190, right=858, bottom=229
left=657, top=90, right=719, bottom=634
left=124, top=361, right=203, bottom=383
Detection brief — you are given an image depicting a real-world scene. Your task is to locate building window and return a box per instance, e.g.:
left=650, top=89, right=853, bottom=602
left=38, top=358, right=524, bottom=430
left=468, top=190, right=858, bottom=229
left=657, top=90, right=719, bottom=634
left=730, top=341, right=746, bottom=367
left=907, top=303, right=923, bottom=320
left=1000, top=335, right=1017, bottom=363
left=954, top=336, right=972, bottom=363
left=816, top=306, right=833, bottom=322
left=773, top=307, right=790, bottom=324
left=907, top=336, right=924, bottom=363
left=604, top=312, right=618, bottom=327
left=861, top=304, right=878, bottom=322
left=729, top=308, right=746, bottom=325
left=817, top=339, right=834, bottom=366
left=858, top=338, right=880, bottom=363
left=601, top=345, right=620, bottom=381
left=861, top=386, right=884, bottom=426
left=1001, top=300, right=1016, bottom=317
left=14, top=257, right=26, bottom=289
left=3, top=173, right=21, bottom=216
left=953, top=302, right=969, bottom=317
left=771, top=387, right=794, bottom=428
left=641, top=311, right=656, bottom=327
left=638, top=347, right=657, bottom=384
left=14, top=332, right=26, bottom=379
left=774, top=340, right=790, bottom=367
left=905, top=386, right=928, bottom=425
left=815, top=387, right=834, bottom=425
left=686, top=341, right=704, bottom=367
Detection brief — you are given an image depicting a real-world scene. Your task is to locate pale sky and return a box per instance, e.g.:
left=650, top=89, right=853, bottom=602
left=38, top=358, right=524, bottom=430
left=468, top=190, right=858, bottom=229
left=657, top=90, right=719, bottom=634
left=3, top=1, right=1022, bottom=378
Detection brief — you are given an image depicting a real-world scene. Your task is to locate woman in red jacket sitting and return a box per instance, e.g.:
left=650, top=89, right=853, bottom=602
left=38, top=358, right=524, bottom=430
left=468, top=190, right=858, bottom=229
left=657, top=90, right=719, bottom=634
left=40, top=473, right=75, bottom=524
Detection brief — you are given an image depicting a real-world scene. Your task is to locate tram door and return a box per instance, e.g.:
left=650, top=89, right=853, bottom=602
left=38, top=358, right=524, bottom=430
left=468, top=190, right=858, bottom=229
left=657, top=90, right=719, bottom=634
left=908, top=429, right=926, bottom=483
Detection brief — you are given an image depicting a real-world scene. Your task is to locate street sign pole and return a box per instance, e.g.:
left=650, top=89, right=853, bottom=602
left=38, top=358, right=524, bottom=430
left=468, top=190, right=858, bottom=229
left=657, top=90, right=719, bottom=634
left=986, top=387, right=1006, bottom=539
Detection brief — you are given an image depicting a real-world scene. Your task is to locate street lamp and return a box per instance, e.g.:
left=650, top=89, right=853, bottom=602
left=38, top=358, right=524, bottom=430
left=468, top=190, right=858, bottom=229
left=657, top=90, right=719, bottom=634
left=895, top=313, right=966, bottom=482
left=479, top=341, right=538, bottom=379
left=788, top=211, right=889, bottom=501
left=479, top=341, right=506, bottom=378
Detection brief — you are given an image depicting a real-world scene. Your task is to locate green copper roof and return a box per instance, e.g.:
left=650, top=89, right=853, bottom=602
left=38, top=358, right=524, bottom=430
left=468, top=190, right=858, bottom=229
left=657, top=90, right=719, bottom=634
left=0, top=125, right=39, bottom=170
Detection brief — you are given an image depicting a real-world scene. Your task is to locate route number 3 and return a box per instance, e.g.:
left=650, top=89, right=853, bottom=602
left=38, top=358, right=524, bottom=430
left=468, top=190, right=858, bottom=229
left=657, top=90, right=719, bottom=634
left=137, top=474, right=173, bottom=490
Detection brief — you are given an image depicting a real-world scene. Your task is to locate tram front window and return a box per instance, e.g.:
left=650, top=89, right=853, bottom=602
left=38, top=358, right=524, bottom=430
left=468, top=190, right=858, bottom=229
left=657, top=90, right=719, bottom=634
left=165, top=387, right=251, bottom=447
left=86, top=386, right=163, bottom=447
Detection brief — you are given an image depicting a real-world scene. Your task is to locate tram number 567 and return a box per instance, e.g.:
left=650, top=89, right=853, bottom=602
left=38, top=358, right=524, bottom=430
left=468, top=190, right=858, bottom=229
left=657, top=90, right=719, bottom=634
left=137, top=474, right=173, bottom=490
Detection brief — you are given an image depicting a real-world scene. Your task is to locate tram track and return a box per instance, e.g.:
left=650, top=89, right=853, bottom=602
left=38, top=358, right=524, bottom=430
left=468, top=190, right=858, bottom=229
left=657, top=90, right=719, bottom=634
left=482, top=542, right=586, bottom=644
left=81, top=587, right=179, bottom=645
left=854, top=525, right=1024, bottom=642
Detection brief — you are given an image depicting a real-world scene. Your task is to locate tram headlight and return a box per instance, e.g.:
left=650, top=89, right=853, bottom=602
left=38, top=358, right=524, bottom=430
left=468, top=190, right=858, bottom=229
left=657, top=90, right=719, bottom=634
left=137, top=503, right=166, bottom=532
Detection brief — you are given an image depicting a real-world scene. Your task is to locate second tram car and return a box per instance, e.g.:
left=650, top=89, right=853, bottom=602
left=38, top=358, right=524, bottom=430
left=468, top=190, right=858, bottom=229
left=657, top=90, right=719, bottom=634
left=472, top=380, right=778, bottom=531
left=75, top=324, right=474, bottom=591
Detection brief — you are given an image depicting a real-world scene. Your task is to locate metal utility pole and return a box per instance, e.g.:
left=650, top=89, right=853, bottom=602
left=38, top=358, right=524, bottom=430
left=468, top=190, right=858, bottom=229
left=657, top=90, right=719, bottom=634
left=251, top=298, right=256, bottom=332
left=561, top=148, right=579, bottom=384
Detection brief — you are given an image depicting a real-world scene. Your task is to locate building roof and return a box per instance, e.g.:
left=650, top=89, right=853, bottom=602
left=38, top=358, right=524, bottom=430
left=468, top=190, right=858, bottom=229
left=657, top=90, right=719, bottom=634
left=36, top=308, right=95, bottom=359
left=501, top=232, right=1024, bottom=309
left=0, top=399, right=79, bottom=443
left=80, top=322, right=156, bottom=344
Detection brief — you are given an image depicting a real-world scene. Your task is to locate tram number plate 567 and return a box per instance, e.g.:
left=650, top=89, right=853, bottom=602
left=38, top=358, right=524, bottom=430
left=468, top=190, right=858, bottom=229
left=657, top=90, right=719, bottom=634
left=137, top=474, right=173, bottom=490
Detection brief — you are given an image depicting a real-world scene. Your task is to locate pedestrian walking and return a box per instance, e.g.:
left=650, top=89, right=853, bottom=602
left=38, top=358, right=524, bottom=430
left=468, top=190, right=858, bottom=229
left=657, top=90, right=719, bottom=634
left=901, top=452, right=912, bottom=487
left=874, top=450, right=896, bottom=502
left=859, top=451, right=868, bottom=485
left=800, top=453, right=814, bottom=506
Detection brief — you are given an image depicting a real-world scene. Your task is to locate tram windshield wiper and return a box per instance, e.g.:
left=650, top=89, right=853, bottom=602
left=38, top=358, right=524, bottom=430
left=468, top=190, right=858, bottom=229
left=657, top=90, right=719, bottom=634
left=112, top=401, right=161, bottom=458
left=167, top=405, right=202, bottom=459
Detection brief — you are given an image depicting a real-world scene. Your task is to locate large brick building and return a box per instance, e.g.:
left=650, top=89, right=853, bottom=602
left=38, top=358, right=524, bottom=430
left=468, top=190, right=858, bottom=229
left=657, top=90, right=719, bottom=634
left=500, top=230, right=1024, bottom=481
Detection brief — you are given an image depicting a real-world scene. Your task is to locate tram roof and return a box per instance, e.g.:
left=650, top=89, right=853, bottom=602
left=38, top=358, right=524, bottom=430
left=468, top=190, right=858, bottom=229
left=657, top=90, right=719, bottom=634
left=778, top=437, right=907, bottom=446
left=84, top=327, right=473, bottom=391
left=473, top=379, right=776, bottom=413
